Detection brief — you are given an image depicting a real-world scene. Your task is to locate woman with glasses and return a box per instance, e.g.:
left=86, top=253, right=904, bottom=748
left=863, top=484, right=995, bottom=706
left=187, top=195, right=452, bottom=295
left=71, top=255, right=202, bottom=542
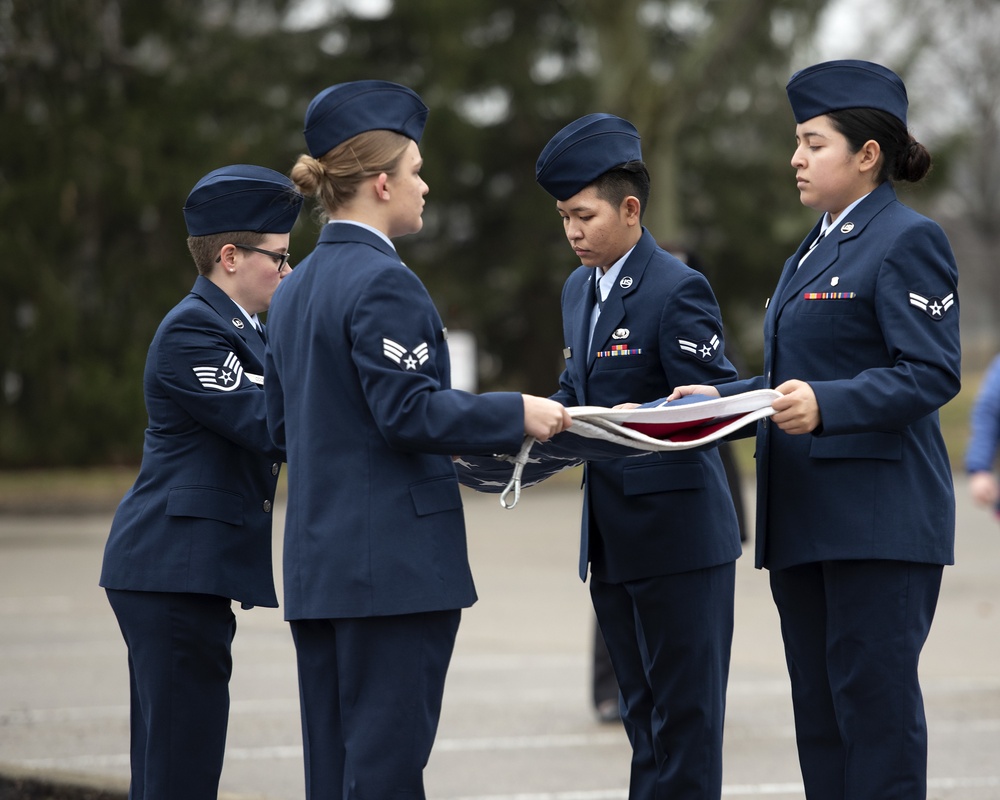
left=101, top=164, right=302, bottom=800
left=264, top=81, right=570, bottom=798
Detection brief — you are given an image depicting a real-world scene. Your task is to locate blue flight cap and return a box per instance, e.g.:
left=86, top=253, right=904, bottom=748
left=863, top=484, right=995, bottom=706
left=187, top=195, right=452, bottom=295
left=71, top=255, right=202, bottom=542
left=536, top=113, right=643, bottom=201
left=786, top=59, right=908, bottom=126
left=303, top=80, right=429, bottom=158
left=183, top=165, right=303, bottom=236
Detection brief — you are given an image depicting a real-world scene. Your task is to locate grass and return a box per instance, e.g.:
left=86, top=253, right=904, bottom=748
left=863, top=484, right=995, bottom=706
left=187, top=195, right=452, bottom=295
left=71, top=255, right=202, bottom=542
left=0, top=372, right=984, bottom=515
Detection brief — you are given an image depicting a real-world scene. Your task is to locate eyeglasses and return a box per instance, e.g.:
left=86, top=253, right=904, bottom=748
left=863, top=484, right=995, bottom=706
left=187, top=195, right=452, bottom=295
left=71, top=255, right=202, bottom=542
left=216, top=244, right=291, bottom=271
left=233, top=243, right=292, bottom=271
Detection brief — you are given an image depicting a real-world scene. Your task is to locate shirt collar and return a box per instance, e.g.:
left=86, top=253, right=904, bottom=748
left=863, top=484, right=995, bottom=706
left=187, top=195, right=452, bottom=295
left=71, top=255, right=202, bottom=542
left=232, top=300, right=259, bottom=331
left=328, top=219, right=396, bottom=251
left=595, top=245, right=636, bottom=302
left=823, top=190, right=872, bottom=235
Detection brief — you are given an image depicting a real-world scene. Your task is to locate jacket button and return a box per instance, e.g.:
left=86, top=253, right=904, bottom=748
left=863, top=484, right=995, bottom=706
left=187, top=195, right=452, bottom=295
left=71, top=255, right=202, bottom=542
left=263, top=500, right=272, bottom=513
left=271, top=463, right=279, bottom=476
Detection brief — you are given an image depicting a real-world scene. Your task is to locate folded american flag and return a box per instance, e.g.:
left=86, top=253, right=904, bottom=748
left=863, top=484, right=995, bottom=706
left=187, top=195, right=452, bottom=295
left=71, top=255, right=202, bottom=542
left=455, top=389, right=779, bottom=508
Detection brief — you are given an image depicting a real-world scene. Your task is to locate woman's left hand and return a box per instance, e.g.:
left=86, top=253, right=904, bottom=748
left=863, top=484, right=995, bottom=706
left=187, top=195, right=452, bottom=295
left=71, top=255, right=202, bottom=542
left=771, top=380, right=821, bottom=434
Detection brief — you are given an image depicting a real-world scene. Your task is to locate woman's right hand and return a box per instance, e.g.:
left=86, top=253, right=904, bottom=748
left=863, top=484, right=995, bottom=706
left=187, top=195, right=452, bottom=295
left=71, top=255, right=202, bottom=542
left=522, top=395, right=572, bottom=442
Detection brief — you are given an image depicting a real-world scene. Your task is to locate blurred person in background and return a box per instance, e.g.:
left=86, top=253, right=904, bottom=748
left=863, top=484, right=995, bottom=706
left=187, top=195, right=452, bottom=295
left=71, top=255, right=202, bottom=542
left=965, top=353, right=1000, bottom=519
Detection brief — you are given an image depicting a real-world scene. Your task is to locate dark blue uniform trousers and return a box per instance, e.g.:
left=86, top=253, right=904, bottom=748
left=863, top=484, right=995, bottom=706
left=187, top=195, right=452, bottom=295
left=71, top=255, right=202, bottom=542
left=769, top=559, right=943, bottom=800
left=106, top=589, right=236, bottom=800
left=590, top=562, right=735, bottom=800
left=290, top=609, right=461, bottom=800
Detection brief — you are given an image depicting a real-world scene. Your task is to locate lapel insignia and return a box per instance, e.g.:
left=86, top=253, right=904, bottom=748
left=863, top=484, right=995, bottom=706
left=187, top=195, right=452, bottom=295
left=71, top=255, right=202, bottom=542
left=441, top=327, right=449, bottom=340
left=909, top=291, right=955, bottom=320
left=192, top=351, right=244, bottom=392
left=840, top=221, right=855, bottom=233
left=231, top=317, right=245, bottom=330
left=619, top=276, right=633, bottom=289
left=612, top=328, right=630, bottom=340
left=678, top=333, right=720, bottom=362
left=563, top=346, right=572, bottom=360
left=383, top=338, right=430, bottom=370
left=831, top=276, right=839, bottom=286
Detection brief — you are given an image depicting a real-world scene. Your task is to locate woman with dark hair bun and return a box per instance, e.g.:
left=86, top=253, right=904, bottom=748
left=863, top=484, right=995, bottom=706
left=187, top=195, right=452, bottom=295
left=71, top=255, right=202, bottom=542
left=671, top=60, right=960, bottom=799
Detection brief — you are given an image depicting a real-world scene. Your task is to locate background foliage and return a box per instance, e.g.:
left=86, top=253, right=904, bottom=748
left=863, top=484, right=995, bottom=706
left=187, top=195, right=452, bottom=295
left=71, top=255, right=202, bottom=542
left=1, top=0, right=995, bottom=467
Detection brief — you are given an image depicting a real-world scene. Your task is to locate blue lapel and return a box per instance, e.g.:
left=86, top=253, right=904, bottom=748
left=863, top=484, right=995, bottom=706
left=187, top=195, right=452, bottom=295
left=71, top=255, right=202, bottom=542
left=770, top=219, right=822, bottom=317
left=568, top=270, right=596, bottom=405
left=191, top=275, right=263, bottom=359
left=774, top=183, right=897, bottom=320
left=588, top=229, right=652, bottom=367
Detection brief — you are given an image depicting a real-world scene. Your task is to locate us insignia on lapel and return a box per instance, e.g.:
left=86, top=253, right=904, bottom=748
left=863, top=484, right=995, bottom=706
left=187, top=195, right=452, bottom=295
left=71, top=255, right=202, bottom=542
left=908, top=292, right=955, bottom=320
left=384, top=338, right=430, bottom=370
left=678, top=333, right=720, bottom=362
left=192, top=352, right=244, bottom=392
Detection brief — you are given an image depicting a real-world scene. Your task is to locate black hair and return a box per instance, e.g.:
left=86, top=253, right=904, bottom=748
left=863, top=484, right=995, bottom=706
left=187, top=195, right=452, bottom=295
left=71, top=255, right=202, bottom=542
left=826, top=108, right=932, bottom=184
left=591, top=160, right=650, bottom=219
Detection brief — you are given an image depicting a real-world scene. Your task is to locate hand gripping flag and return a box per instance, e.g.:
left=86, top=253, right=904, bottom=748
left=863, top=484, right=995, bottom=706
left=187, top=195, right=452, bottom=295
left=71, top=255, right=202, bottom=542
left=455, top=389, right=780, bottom=508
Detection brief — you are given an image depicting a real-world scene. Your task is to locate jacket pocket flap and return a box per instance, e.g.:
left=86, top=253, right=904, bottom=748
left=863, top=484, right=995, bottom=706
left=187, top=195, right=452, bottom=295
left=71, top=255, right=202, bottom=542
left=622, top=461, right=705, bottom=496
left=410, top=476, right=463, bottom=517
left=809, top=431, right=902, bottom=460
left=166, top=486, right=244, bottom=525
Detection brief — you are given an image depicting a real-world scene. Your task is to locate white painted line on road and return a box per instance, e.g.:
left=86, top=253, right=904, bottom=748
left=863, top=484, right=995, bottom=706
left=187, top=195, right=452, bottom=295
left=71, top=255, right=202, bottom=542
left=21, top=753, right=130, bottom=769
left=0, top=595, right=75, bottom=614
left=445, top=787, right=801, bottom=800
left=15, top=745, right=1000, bottom=799
left=928, top=776, right=1000, bottom=789
left=435, top=733, right=624, bottom=751
left=17, top=733, right=621, bottom=769
left=444, top=776, right=1000, bottom=800
left=439, top=775, right=1000, bottom=800
left=0, top=697, right=295, bottom=724
left=1, top=705, right=128, bottom=724
left=934, top=718, right=1000, bottom=733
left=226, top=745, right=302, bottom=760
left=448, top=793, right=627, bottom=800
left=450, top=654, right=584, bottom=670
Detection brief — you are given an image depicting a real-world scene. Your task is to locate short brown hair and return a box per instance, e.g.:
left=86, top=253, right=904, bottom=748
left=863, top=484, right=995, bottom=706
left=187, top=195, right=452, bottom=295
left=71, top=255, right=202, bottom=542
left=186, top=230, right=268, bottom=275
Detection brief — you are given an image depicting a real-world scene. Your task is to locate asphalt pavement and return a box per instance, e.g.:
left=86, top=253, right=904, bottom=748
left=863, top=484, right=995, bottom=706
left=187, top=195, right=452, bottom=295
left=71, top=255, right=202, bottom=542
left=2, top=473, right=1000, bottom=799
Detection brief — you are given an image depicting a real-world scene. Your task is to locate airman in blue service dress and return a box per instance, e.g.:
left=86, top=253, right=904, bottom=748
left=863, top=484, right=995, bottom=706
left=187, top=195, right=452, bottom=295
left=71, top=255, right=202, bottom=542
left=535, top=114, right=741, bottom=799
left=701, top=61, right=961, bottom=799
left=100, top=165, right=303, bottom=799
left=264, top=80, right=568, bottom=800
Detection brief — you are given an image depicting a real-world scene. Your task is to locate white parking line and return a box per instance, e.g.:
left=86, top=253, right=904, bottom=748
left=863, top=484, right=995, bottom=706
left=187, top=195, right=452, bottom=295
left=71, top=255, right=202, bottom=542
left=445, top=776, right=1000, bottom=800
left=18, top=740, right=1000, bottom=799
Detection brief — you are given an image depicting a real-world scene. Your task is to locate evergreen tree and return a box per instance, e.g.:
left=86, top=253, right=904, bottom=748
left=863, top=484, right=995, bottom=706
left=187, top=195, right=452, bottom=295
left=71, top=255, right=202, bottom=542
left=0, top=0, right=830, bottom=466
